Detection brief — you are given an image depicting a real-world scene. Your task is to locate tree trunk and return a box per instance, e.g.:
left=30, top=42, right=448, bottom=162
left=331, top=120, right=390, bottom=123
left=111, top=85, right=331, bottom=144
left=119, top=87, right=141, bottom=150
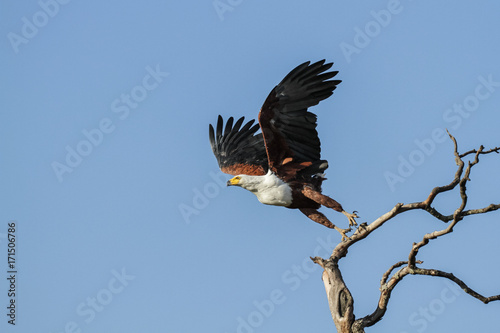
left=318, top=259, right=360, bottom=333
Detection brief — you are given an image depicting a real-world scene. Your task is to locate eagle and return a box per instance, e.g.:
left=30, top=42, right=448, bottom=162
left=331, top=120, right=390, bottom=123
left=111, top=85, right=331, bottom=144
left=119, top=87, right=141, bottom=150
left=209, top=60, right=357, bottom=239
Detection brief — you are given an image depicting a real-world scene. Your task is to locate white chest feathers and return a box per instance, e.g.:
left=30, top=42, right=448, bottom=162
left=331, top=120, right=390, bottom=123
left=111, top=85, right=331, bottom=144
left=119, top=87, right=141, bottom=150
left=239, top=171, right=293, bottom=207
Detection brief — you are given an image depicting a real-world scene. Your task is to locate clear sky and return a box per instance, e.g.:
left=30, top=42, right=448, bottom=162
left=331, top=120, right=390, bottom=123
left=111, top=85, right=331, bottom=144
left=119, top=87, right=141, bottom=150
left=2, top=1, right=500, bottom=332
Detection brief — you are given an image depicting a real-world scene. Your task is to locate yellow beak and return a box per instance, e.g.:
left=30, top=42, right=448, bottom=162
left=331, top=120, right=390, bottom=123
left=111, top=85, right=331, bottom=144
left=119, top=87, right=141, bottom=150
left=227, top=177, right=240, bottom=186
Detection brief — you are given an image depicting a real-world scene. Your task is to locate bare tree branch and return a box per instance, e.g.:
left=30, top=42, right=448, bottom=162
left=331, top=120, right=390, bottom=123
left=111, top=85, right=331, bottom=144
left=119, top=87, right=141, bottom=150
left=408, top=144, right=484, bottom=267
left=459, top=145, right=500, bottom=158
left=356, top=135, right=499, bottom=331
left=422, top=203, right=500, bottom=222
left=330, top=131, right=494, bottom=261
left=313, top=132, right=500, bottom=332
left=355, top=265, right=500, bottom=330
left=380, top=260, right=422, bottom=287
left=411, top=267, right=500, bottom=304
left=462, top=203, right=500, bottom=216
left=420, top=131, right=463, bottom=208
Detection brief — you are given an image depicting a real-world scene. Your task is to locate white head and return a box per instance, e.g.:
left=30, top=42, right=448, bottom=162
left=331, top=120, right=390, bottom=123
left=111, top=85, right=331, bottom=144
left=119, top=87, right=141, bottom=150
left=227, top=174, right=264, bottom=192
left=226, top=171, right=293, bottom=206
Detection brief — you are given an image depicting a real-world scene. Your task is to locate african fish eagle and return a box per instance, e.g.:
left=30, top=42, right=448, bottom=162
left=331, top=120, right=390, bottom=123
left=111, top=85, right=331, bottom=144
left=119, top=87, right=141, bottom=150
left=209, top=60, right=357, bottom=239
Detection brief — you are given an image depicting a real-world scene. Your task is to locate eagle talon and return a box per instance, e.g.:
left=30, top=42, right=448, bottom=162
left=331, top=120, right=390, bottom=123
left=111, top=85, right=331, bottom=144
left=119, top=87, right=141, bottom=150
left=342, top=210, right=359, bottom=227
left=338, top=227, right=352, bottom=242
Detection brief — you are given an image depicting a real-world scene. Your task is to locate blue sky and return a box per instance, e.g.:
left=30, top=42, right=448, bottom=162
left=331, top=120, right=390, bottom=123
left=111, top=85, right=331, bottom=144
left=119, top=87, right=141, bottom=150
left=2, top=1, right=500, bottom=332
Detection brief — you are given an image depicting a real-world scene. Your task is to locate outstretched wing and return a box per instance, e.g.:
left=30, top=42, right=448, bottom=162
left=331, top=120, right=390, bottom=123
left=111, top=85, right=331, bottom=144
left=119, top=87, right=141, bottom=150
left=209, top=115, right=268, bottom=176
left=258, top=60, right=340, bottom=179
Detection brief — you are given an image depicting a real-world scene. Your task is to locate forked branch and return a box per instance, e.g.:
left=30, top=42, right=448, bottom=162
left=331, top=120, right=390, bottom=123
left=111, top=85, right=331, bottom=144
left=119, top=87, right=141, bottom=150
left=313, top=132, right=500, bottom=332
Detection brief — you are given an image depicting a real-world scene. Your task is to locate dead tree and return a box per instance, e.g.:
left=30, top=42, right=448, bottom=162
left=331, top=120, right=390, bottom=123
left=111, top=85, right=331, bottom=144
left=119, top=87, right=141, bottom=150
left=311, top=132, right=500, bottom=333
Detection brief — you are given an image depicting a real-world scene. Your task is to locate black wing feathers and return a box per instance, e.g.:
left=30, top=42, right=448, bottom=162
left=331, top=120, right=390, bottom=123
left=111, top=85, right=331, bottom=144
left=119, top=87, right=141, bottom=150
left=209, top=115, right=268, bottom=176
left=259, top=60, right=340, bottom=175
left=209, top=60, right=340, bottom=180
